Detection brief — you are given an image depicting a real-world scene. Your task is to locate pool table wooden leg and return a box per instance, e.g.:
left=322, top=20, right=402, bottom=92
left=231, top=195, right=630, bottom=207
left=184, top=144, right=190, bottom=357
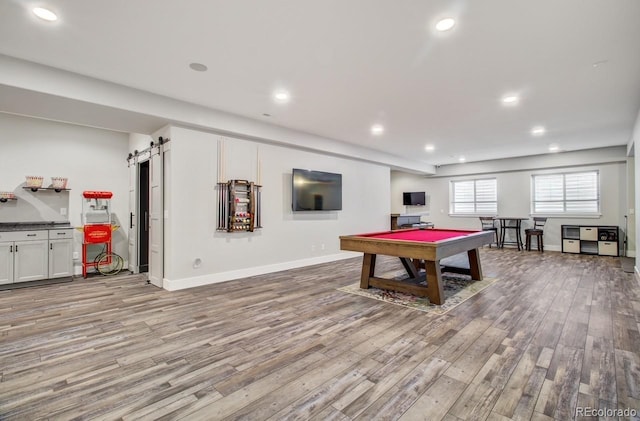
left=467, top=248, right=483, bottom=280
left=400, top=257, right=419, bottom=279
left=424, top=260, right=445, bottom=305
left=361, top=253, right=376, bottom=289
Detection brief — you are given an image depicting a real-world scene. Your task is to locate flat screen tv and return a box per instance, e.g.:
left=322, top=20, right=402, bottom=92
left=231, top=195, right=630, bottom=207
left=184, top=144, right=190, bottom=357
left=292, top=169, right=342, bottom=211
left=403, top=191, right=426, bottom=206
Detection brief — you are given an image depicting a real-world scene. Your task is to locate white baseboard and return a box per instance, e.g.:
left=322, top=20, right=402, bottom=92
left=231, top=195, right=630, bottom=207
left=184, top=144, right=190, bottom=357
left=163, top=252, right=361, bottom=291
left=542, top=245, right=562, bottom=252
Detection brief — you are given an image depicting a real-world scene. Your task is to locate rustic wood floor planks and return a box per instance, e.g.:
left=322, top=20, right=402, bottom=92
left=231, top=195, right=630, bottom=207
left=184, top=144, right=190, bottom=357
left=1, top=249, right=639, bottom=420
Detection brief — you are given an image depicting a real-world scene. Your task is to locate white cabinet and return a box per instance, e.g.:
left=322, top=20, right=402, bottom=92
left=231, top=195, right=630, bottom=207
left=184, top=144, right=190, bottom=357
left=14, top=239, right=49, bottom=282
left=0, top=230, right=49, bottom=284
left=0, top=242, right=13, bottom=284
left=48, top=228, right=74, bottom=278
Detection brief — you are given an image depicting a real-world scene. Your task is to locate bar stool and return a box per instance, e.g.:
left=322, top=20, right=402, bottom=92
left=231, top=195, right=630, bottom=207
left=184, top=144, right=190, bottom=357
left=525, top=217, right=547, bottom=251
left=479, top=216, right=499, bottom=247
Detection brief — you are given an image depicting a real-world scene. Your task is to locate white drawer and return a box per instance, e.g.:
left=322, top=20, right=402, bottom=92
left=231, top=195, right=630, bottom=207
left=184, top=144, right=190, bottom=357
left=580, top=227, right=598, bottom=241
left=563, top=239, right=580, bottom=253
left=598, top=241, right=618, bottom=256
left=49, top=228, right=74, bottom=239
left=0, top=230, right=49, bottom=242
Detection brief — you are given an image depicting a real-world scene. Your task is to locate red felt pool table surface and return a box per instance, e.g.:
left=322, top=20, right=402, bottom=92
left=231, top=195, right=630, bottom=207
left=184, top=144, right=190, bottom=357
left=339, top=228, right=494, bottom=305
left=358, top=229, right=479, bottom=242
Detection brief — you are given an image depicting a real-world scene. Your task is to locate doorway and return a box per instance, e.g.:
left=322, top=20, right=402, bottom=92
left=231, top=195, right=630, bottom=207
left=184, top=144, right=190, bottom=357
left=138, top=160, right=150, bottom=273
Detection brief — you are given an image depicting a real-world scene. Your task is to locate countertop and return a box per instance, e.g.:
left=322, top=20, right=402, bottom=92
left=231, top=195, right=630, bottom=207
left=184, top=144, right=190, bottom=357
left=0, top=222, right=72, bottom=231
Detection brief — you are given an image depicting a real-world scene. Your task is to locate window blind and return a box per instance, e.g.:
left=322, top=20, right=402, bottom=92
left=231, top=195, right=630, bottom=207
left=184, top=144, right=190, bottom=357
left=451, top=178, right=497, bottom=214
left=532, top=171, right=599, bottom=214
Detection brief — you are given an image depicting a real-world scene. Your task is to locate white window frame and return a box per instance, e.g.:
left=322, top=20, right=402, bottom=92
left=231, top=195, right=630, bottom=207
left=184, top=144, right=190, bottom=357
left=531, top=170, right=600, bottom=217
left=449, top=177, right=498, bottom=216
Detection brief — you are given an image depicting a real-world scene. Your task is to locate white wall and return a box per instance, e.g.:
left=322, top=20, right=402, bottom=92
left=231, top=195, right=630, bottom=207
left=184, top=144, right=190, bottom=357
left=0, top=113, right=130, bottom=273
left=626, top=156, right=635, bottom=257
left=632, top=108, right=640, bottom=275
left=391, top=147, right=628, bottom=252
left=162, top=126, right=390, bottom=290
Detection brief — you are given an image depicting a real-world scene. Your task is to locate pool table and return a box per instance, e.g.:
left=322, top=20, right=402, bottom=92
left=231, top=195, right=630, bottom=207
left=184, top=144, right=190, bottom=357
left=339, top=228, right=494, bottom=305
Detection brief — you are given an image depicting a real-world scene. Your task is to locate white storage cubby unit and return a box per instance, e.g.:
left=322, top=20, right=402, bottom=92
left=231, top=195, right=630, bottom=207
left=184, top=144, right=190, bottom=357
left=561, top=225, right=619, bottom=256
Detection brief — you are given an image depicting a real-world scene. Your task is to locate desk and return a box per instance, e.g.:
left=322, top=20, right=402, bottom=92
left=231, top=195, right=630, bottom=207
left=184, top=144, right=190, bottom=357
left=497, top=217, right=528, bottom=250
left=340, top=228, right=494, bottom=305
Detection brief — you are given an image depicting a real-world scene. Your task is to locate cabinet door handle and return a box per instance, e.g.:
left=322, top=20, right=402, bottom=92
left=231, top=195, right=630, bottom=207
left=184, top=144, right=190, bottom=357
left=130, top=212, right=134, bottom=229
left=57, top=232, right=66, bottom=235
left=27, top=234, right=37, bottom=237
left=9, top=245, right=12, bottom=252
left=50, top=243, right=53, bottom=250
left=15, top=245, right=18, bottom=252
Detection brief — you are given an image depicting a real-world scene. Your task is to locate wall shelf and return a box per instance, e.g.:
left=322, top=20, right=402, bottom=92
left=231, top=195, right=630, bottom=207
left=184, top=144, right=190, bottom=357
left=23, top=187, right=71, bottom=193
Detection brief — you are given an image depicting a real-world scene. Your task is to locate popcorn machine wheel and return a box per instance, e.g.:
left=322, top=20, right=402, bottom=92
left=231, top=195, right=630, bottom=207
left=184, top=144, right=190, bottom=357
left=80, top=190, right=124, bottom=277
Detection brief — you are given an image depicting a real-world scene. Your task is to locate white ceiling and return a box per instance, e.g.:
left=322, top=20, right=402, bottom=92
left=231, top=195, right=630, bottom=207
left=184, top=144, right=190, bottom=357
left=0, top=0, right=639, bottom=166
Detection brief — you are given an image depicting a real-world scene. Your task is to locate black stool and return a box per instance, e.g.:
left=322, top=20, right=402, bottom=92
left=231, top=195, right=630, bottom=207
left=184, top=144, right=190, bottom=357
left=525, top=217, right=547, bottom=251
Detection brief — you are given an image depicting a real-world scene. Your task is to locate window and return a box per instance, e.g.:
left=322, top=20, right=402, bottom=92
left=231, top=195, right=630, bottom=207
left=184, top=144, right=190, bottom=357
left=532, top=171, right=599, bottom=214
left=450, top=178, right=497, bottom=215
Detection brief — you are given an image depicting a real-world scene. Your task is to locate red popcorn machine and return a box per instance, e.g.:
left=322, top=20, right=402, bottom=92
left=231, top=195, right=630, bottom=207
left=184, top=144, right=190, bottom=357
left=80, top=190, right=123, bottom=277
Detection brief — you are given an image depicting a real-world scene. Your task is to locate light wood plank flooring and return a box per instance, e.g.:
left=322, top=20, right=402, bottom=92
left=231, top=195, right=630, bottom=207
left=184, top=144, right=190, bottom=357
left=1, top=248, right=639, bottom=420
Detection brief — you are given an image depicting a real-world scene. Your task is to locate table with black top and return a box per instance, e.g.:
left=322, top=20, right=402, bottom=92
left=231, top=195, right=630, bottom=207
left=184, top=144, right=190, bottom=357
left=496, top=217, right=528, bottom=250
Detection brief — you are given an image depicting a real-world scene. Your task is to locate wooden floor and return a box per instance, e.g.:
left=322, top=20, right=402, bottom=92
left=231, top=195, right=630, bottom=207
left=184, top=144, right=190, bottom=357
left=1, top=248, right=639, bottom=420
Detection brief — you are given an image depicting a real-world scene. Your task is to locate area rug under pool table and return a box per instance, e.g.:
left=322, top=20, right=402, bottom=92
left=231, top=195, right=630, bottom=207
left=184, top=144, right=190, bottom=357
left=338, top=273, right=498, bottom=315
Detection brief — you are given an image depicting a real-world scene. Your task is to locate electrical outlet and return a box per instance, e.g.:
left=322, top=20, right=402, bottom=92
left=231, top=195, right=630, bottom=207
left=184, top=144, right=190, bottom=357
left=321, top=243, right=325, bottom=250
left=72, top=251, right=79, bottom=260
left=60, top=208, right=67, bottom=216
left=311, top=245, right=316, bottom=252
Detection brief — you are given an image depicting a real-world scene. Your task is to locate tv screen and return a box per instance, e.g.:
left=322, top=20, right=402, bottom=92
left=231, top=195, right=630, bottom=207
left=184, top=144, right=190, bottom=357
left=403, top=192, right=426, bottom=206
left=292, top=169, right=342, bottom=211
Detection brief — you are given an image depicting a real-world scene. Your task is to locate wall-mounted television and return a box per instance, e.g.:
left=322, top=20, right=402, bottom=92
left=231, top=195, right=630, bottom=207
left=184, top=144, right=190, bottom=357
left=292, top=169, right=342, bottom=211
left=403, top=191, right=426, bottom=206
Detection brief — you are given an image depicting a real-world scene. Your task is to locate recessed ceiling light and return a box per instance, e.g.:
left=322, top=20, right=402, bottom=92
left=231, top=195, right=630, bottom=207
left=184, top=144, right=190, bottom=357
left=273, top=90, right=291, bottom=103
left=502, top=95, right=519, bottom=105
left=531, top=126, right=546, bottom=136
left=425, top=144, right=435, bottom=152
left=33, top=7, right=57, bottom=22
left=459, top=156, right=466, bottom=163
left=592, top=60, right=608, bottom=68
left=548, top=145, right=559, bottom=152
left=435, top=18, right=456, bottom=32
left=371, top=124, right=385, bottom=135
left=189, top=63, right=208, bottom=72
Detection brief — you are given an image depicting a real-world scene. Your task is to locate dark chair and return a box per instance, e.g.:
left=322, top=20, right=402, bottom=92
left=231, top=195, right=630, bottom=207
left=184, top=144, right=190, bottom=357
left=479, top=217, right=499, bottom=247
left=525, top=217, right=547, bottom=251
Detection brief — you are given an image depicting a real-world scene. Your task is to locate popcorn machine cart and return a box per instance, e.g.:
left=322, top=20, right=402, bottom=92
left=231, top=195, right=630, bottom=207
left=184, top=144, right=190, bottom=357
left=81, top=191, right=122, bottom=277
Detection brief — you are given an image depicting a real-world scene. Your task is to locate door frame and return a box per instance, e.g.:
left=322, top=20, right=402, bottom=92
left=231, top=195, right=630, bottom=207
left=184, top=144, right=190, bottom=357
left=127, top=137, right=167, bottom=287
